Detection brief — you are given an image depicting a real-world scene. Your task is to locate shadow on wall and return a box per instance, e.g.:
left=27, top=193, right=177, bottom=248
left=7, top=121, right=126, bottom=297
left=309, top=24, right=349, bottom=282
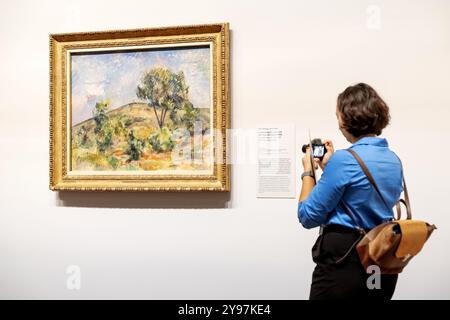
left=55, top=191, right=231, bottom=209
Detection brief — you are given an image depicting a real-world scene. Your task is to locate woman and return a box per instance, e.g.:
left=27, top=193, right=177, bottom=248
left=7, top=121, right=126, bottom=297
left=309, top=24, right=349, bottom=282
left=298, top=83, right=403, bottom=300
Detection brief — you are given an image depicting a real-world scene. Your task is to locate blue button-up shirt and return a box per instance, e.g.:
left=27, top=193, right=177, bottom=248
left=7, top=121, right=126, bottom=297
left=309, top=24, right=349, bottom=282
left=297, top=137, right=403, bottom=230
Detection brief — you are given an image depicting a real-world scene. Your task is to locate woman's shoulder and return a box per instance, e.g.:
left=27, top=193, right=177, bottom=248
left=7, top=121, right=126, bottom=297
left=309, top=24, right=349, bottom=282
left=327, top=146, right=401, bottom=170
left=328, top=149, right=355, bottom=165
left=322, top=149, right=359, bottom=174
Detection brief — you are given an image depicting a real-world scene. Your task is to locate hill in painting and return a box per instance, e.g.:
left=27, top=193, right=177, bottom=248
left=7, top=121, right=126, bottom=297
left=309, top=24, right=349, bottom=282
left=71, top=102, right=211, bottom=172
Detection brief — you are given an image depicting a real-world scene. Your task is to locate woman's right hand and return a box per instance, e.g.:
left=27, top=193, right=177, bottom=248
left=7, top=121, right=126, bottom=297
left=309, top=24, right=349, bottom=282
left=316, top=140, right=334, bottom=170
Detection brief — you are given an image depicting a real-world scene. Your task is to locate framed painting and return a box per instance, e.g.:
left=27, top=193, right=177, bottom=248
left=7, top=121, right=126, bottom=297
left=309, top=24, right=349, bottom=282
left=49, top=23, right=230, bottom=191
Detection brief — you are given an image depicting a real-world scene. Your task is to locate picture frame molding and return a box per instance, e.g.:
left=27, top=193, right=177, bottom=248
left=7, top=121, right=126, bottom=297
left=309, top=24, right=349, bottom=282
left=49, top=23, right=230, bottom=191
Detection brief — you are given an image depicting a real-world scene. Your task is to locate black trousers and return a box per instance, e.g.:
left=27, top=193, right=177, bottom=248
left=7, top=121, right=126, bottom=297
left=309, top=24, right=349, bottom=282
left=309, top=224, right=398, bottom=300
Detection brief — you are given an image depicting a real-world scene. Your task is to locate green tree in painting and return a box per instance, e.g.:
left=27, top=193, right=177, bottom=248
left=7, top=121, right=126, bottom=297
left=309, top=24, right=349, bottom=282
left=182, top=101, right=201, bottom=161
left=126, top=129, right=143, bottom=161
left=136, top=67, right=190, bottom=130
left=148, top=127, right=174, bottom=153
left=93, top=101, right=109, bottom=132
left=93, top=100, right=113, bottom=153
left=182, top=102, right=200, bottom=136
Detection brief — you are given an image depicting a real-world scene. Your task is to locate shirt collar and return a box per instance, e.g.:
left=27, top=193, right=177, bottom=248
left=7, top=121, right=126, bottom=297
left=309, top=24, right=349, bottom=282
left=350, top=136, right=388, bottom=148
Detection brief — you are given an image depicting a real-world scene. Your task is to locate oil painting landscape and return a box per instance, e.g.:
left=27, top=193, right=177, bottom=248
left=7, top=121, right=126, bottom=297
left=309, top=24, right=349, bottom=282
left=70, top=45, right=213, bottom=174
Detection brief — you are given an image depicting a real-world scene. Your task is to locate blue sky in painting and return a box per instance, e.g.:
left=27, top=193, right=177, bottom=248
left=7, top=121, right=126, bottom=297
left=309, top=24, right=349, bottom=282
left=71, top=46, right=211, bottom=125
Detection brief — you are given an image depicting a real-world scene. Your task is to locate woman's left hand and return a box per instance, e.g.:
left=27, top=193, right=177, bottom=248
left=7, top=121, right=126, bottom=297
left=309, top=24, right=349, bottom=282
left=301, top=147, right=319, bottom=171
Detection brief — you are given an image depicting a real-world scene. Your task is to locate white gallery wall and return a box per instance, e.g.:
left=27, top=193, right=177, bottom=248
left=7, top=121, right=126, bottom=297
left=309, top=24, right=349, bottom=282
left=1, top=0, right=449, bottom=299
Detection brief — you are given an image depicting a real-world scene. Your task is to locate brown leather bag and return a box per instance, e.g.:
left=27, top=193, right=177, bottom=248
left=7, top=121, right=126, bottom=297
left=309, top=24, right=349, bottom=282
left=338, top=149, right=436, bottom=274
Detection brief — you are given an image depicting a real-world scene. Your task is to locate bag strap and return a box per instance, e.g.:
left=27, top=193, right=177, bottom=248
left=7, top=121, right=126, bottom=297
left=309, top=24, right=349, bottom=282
left=334, top=230, right=365, bottom=264
left=392, top=154, right=412, bottom=220
left=338, top=201, right=366, bottom=234
left=345, top=149, right=412, bottom=220
left=346, top=149, right=391, bottom=212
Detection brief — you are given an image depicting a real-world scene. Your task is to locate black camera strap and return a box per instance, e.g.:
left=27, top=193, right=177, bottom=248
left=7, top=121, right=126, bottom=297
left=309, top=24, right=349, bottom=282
left=308, top=131, right=317, bottom=182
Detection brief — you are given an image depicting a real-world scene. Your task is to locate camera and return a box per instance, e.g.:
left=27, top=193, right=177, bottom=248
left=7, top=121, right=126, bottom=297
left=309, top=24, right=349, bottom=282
left=302, top=138, right=327, bottom=161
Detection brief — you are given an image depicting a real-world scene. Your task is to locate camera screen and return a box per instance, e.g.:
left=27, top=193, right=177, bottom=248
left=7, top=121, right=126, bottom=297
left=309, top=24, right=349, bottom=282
left=313, top=145, right=325, bottom=157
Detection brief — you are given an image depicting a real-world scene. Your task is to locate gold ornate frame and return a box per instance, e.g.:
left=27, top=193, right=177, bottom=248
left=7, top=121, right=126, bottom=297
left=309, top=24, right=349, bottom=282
left=49, top=23, right=230, bottom=191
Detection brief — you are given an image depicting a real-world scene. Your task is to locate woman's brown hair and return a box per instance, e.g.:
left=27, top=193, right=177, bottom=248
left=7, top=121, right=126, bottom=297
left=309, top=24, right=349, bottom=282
left=337, top=83, right=390, bottom=137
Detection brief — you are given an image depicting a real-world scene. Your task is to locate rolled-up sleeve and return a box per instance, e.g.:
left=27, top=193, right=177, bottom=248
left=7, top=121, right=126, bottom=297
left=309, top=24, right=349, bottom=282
left=297, top=150, right=350, bottom=229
